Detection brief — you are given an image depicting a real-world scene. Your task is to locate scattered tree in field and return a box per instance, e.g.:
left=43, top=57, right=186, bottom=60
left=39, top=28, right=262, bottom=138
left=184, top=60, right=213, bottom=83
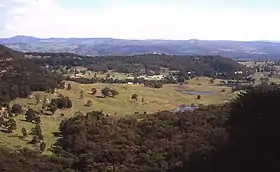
left=40, top=142, right=46, bottom=153
left=110, top=89, right=119, bottom=98
left=90, top=88, right=97, bottom=95
left=209, top=78, right=215, bottom=84
left=30, top=124, right=44, bottom=144
left=11, top=104, right=22, bottom=115
left=66, top=83, right=72, bottom=90
left=34, top=94, right=41, bottom=104
left=196, top=95, right=201, bottom=99
left=131, top=94, right=138, bottom=101
left=48, top=96, right=72, bottom=114
left=25, top=108, right=37, bottom=122
left=49, top=104, right=57, bottom=115
left=42, top=98, right=50, bottom=110
left=0, top=117, right=4, bottom=126
left=85, top=100, right=93, bottom=107
left=34, top=116, right=41, bottom=124
left=58, top=81, right=66, bottom=89
left=2, top=112, right=9, bottom=119
left=142, top=97, right=145, bottom=103
left=221, top=88, right=226, bottom=92
left=106, top=73, right=110, bottom=79
left=101, top=87, right=111, bottom=97
left=3, top=118, right=17, bottom=133
left=79, top=90, right=84, bottom=99
left=21, top=127, right=28, bottom=138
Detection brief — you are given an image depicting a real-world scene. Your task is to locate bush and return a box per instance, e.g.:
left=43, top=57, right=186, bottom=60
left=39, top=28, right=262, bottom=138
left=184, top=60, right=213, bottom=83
left=11, top=104, right=22, bottom=114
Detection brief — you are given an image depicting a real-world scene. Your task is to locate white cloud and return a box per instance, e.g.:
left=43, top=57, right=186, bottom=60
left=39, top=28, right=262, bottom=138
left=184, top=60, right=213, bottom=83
left=1, top=0, right=280, bottom=41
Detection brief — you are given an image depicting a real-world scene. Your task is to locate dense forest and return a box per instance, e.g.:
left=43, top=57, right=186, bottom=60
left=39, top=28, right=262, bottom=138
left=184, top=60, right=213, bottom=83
left=27, top=52, right=244, bottom=78
left=0, top=45, right=63, bottom=104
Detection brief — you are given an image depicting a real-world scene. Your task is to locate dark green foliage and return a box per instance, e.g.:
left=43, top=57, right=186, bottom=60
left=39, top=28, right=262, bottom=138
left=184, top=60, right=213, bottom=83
left=34, top=94, right=41, bottom=104
left=34, top=116, right=41, bottom=124
left=21, top=127, right=27, bottom=137
left=49, top=104, right=58, bottom=115
left=30, top=124, right=44, bottom=144
left=79, top=90, right=83, bottom=99
left=3, top=118, right=17, bottom=133
left=90, top=88, right=97, bottom=95
left=101, top=87, right=119, bottom=98
left=54, top=107, right=229, bottom=172
left=110, top=88, right=119, bottom=98
left=101, top=87, right=110, bottom=97
left=0, top=147, right=74, bottom=172
left=66, top=83, right=72, bottom=90
left=25, top=108, right=37, bottom=122
left=11, top=104, right=22, bottom=114
left=131, top=94, right=138, bottom=101
left=173, top=84, right=280, bottom=172
left=144, top=80, right=163, bottom=88
left=31, top=53, right=242, bottom=79
left=0, top=45, right=63, bottom=104
left=40, top=142, right=46, bottom=152
left=49, top=96, right=72, bottom=113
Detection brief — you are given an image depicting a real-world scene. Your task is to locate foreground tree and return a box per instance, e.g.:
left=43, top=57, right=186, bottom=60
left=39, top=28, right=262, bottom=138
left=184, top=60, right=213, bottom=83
left=21, top=127, right=28, bottom=138
left=131, top=94, right=138, bottom=101
left=11, top=104, right=22, bottom=115
left=66, top=83, right=72, bottom=91
left=4, top=118, right=17, bottom=133
left=101, top=87, right=111, bottom=97
left=25, top=108, right=37, bottom=122
left=110, top=89, right=119, bottom=98
left=40, top=142, right=46, bottom=153
left=90, top=88, right=97, bottom=95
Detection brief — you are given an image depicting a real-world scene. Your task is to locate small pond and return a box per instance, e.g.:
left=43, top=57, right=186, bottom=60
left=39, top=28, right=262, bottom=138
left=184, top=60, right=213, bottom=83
left=181, top=90, right=215, bottom=95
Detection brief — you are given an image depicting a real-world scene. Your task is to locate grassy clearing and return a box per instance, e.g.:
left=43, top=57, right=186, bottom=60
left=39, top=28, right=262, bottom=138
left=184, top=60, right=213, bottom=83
left=1, top=77, right=235, bottom=154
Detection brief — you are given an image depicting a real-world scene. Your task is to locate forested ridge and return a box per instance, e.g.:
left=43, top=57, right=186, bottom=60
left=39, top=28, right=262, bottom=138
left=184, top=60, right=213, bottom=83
left=0, top=45, right=63, bottom=104
left=27, top=52, right=243, bottom=77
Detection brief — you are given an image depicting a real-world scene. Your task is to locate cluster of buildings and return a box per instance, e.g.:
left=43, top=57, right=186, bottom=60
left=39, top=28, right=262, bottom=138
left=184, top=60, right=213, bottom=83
left=127, top=74, right=165, bottom=81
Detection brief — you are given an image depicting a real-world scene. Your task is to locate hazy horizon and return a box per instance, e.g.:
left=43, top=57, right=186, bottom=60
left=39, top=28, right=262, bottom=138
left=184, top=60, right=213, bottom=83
left=1, top=0, right=280, bottom=41
left=2, top=35, right=280, bottom=42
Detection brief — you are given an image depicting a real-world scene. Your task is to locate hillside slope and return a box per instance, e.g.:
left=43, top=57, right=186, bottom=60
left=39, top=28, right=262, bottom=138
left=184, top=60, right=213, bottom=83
left=0, top=45, right=62, bottom=103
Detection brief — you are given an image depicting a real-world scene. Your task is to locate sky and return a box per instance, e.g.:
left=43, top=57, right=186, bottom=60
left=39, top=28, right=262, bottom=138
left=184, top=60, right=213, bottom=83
left=0, top=0, right=280, bottom=41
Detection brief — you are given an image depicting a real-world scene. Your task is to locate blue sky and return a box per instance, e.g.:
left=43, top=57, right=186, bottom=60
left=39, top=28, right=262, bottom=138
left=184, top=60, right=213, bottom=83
left=0, top=0, right=280, bottom=41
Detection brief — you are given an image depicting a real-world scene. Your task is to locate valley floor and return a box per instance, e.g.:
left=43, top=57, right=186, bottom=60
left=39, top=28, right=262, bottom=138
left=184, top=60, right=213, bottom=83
left=1, top=77, right=235, bottom=154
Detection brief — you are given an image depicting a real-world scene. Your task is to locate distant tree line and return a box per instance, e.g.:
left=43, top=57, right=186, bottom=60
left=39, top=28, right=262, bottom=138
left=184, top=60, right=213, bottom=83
left=29, top=53, right=244, bottom=79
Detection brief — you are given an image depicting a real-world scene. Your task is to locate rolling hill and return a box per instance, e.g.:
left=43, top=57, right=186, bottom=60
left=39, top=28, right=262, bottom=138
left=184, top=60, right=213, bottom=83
left=1, top=36, right=280, bottom=59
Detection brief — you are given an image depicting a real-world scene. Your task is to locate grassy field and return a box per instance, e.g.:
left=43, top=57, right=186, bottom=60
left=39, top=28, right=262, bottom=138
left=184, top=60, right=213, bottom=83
left=252, top=72, right=280, bottom=84
left=0, top=77, right=235, bottom=154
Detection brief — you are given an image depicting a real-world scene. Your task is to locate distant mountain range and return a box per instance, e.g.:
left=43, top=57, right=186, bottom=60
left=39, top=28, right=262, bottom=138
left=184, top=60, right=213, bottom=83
left=1, top=35, right=280, bottom=59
